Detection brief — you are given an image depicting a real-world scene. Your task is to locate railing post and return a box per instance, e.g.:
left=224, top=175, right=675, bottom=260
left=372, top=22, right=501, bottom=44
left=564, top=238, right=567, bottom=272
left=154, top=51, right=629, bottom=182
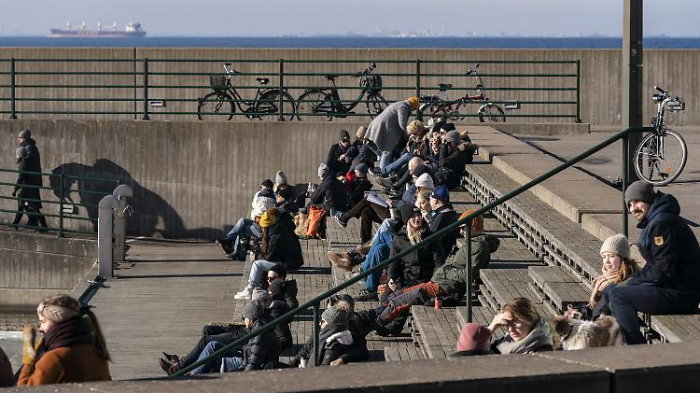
left=466, top=221, right=473, bottom=323
left=112, top=184, right=133, bottom=263
left=415, top=60, right=422, bottom=121
left=58, top=173, right=64, bottom=238
left=575, top=60, right=582, bottom=123
left=98, top=195, right=118, bottom=279
left=9, top=58, right=16, bottom=119
left=278, top=59, right=284, bottom=121
left=622, top=133, right=629, bottom=238
left=142, top=58, right=150, bottom=120
left=312, top=302, right=320, bottom=366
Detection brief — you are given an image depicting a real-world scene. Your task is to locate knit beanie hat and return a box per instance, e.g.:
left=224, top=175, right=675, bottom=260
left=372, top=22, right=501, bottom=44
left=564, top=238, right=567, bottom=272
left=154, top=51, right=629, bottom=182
left=354, top=163, right=369, bottom=175
left=399, top=204, right=421, bottom=225
left=456, top=323, right=491, bottom=352
left=624, top=180, right=655, bottom=206
left=441, top=123, right=456, bottom=132
left=340, top=130, right=351, bottom=141
left=328, top=294, right=355, bottom=313
left=259, top=207, right=280, bottom=228
left=444, top=130, right=461, bottom=144
left=458, top=209, right=484, bottom=233
left=600, top=233, right=631, bottom=260
left=406, top=96, right=420, bottom=110
left=356, top=125, right=367, bottom=139
left=277, top=187, right=292, bottom=201
left=252, top=196, right=276, bottom=218
left=321, top=305, right=349, bottom=328
left=318, top=163, right=328, bottom=179
left=412, top=165, right=429, bottom=178
left=275, top=171, right=288, bottom=185
left=252, top=288, right=272, bottom=302
left=241, top=300, right=264, bottom=322
left=18, top=129, right=31, bottom=139
left=415, top=173, right=434, bottom=189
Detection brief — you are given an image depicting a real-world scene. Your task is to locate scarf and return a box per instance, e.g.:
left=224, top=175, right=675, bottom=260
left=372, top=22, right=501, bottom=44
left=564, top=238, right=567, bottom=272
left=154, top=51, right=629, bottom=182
left=496, top=318, right=553, bottom=354
left=588, top=265, right=626, bottom=308
left=43, top=316, right=93, bottom=352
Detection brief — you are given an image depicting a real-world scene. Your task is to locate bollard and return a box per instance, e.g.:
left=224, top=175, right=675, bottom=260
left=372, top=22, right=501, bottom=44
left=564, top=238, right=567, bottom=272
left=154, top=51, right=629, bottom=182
left=112, top=184, right=133, bottom=263
left=98, top=195, right=118, bottom=279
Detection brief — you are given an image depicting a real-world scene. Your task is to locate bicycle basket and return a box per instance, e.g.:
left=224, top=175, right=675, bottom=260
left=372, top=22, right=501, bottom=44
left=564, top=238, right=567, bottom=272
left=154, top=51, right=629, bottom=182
left=360, top=74, right=383, bottom=93
left=210, top=75, right=228, bottom=92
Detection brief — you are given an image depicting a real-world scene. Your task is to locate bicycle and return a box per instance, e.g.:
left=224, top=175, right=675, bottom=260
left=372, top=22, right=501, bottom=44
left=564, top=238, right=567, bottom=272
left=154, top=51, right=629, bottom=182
left=419, top=63, right=509, bottom=123
left=633, top=85, right=687, bottom=186
left=295, top=62, right=388, bottom=121
left=197, top=63, right=295, bottom=121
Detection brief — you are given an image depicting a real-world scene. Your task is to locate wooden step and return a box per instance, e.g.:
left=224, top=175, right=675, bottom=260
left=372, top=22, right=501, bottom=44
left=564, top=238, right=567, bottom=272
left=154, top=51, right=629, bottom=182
left=410, top=305, right=462, bottom=359
left=650, top=314, right=700, bottom=343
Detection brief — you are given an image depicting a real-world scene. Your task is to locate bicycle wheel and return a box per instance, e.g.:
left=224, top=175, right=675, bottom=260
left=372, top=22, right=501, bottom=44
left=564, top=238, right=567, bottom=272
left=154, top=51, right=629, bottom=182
left=365, top=94, right=388, bottom=119
left=633, top=129, right=687, bottom=186
left=477, top=103, right=506, bottom=122
left=296, top=89, right=333, bottom=121
left=197, top=92, right=235, bottom=120
left=255, top=90, right=296, bottom=121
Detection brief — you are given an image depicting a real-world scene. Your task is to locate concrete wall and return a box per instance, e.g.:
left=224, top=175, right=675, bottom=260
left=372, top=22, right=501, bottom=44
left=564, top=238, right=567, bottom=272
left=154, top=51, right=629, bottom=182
left=0, top=48, right=698, bottom=125
left=0, top=230, right=96, bottom=308
left=0, top=119, right=367, bottom=239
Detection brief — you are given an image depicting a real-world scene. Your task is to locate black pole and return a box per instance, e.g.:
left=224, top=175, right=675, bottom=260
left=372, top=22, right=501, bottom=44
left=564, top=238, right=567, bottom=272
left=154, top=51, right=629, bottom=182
left=142, top=58, right=150, bottom=120
left=622, top=0, right=643, bottom=182
left=9, top=58, right=16, bottom=119
left=466, top=222, right=472, bottom=323
left=312, top=303, right=320, bottom=366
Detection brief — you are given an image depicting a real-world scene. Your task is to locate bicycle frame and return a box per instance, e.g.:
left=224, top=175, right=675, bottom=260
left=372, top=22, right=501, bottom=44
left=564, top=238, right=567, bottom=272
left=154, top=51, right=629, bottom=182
left=220, top=68, right=267, bottom=114
left=325, top=79, right=372, bottom=113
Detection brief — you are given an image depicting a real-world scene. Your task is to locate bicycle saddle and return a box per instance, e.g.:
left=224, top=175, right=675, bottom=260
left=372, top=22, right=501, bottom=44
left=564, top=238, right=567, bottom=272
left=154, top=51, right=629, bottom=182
left=256, top=77, right=269, bottom=85
left=324, top=74, right=339, bottom=81
left=438, top=83, right=452, bottom=91
left=420, top=94, right=439, bottom=102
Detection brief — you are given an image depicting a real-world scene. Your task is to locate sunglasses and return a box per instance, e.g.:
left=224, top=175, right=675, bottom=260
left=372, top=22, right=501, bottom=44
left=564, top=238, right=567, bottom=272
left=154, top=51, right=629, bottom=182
left=267, top=276, right=278, bottom=282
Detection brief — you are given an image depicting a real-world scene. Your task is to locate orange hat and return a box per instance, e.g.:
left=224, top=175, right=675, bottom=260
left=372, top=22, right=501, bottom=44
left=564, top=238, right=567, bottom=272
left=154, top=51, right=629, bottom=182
left=407, top=96, right=420, bottom=110
left=459, top=209, right=484, bottom=233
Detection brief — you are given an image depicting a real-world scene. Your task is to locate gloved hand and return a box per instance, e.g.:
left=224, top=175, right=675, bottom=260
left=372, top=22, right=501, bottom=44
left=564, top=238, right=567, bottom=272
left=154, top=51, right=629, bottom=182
left=22, top=325, right=38, bottom=365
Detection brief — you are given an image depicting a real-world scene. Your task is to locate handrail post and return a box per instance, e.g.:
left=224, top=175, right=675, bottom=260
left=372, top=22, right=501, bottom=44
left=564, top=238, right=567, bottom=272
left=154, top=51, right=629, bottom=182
left=278, top=59, right=284, bottom=121
left=58, top=173, right=64, bottom=238
left=466, top=221, right=473, bottom=323
left=415, top=60, right=422, bottom=121
left=142, top=58, right=150, bottom=120
left=312, top=302, right=320, bottom=366
left=622, top=133, right=629, bottom=238
left=9, top=58, right=16, bottom=119
left=575, top=60, right=582, bottom=123
left=98, top=195, right=118, bottom=279
left=112, top=185, right=133, bottom=263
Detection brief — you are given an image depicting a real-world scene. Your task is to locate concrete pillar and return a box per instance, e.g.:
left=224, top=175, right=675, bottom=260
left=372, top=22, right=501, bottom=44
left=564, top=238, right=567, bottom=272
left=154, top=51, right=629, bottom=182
left=98, top=195, right=118, bottom=279
left=622, top=0, right=643, bottom=182
left=112, top=184, right=133, bottom=263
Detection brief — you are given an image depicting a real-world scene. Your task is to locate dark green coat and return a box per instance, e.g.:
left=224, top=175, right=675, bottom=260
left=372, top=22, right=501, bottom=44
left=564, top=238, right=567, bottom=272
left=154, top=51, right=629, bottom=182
left=431, top=234, right=500, bottom=294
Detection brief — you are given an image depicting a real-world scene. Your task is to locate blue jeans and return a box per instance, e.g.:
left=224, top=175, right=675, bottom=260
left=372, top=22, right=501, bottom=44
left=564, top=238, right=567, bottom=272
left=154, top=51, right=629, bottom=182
left=226, top=218, right=261, bottom=260
left=361, top=228, right=395, bottom=293
left=382, top=152, right=414, bottom=176
left=248, top=259, right=279, bottom=287
left=190, top=341, right=244, bottom=375
left=371, top=218, right=397, bottom=244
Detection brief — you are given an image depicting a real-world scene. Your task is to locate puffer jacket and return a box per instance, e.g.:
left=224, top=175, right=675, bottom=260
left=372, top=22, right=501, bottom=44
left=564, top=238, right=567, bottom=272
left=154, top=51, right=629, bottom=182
left=268, top=299, right=293, bottom=350
left=436, top=143, right=473, bottom=189
left=310, top=172, right=348, bottom=212
left=292, top=324, right=354, bottom=367
left=242, top=313, right=281, bottom=371
left=432, top=234, right=500, bottom=294
left=428, top=204, right=459, bottom=261
left=388, top=227, right=443, bottom=289
left=261, top=222, right=304, bottom=270
left=629, top=191, right=700, bottom=292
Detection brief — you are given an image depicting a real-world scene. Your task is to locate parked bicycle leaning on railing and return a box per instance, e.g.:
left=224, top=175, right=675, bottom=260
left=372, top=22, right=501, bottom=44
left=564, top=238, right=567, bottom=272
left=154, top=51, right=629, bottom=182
left=295, top=62, right=388, bottom=121
left=197, top=63, right=296, bottom=121
left=633, top=85, right=687, bottom=186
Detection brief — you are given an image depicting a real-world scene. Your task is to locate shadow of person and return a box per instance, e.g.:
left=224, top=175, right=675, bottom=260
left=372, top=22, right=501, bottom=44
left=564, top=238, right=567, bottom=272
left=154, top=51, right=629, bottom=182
left=50, top=159, right=225, bottom=240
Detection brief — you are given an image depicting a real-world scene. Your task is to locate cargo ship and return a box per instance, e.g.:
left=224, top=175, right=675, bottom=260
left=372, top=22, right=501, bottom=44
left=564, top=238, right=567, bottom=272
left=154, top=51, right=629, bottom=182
left=49, top=22, right=146, bottom=38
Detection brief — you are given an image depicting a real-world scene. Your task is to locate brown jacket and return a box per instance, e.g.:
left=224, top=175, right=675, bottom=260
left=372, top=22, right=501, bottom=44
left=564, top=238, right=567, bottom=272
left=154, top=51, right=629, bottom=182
left=0, top=347, right=13, bottom=388
left=17, top=344, right=111, bottom=386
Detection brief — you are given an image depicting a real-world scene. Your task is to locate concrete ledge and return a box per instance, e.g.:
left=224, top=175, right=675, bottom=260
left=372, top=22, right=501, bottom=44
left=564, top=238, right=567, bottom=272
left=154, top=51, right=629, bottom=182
left=492, top=122, right=591, bottom=136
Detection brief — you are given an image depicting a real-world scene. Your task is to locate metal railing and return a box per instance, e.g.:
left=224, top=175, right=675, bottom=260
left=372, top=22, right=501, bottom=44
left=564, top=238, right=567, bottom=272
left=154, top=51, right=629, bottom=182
left=169, top=126, right=648, bottom=377
left=0, top=167, right=120, bottom=237
left=0, top=57, right=581, bottom=122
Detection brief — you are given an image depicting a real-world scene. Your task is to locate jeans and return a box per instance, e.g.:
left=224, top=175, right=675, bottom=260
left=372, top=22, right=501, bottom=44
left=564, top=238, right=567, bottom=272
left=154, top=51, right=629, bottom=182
left=605, top=281, right=700, bottom=344
left=226, top=217, right=261, bottom=260
left=180, top=324, right=247, bottom=368
left=361, top=228, right=395, bottom=292
left=248, top=259, right=279, bottom=287
left=371, top=218, right=397, bottom=244
left=190, top=341, right=244, bottom=375
left=381, top=152, right=414, bottom=176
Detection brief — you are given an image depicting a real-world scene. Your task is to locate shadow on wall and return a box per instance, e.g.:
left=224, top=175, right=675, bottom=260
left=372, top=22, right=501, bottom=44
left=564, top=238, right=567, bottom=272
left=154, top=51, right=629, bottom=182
left=49, top=159, right=225, bottom=240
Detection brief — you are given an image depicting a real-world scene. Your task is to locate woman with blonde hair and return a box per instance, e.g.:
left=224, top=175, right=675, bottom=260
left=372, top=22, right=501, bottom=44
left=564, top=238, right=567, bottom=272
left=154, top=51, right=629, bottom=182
left=487, top=297, right=554, bottom=354
left=18, top=294, right=111, bottom=386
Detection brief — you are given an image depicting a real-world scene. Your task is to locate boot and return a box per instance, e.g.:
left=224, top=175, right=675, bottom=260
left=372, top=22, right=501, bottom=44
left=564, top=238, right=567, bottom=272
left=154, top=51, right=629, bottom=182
left=347, top=250, right=365, bottom=267
left=355, top=240, right=373, bottom=255
left=328, top=251, right=353, bottom=272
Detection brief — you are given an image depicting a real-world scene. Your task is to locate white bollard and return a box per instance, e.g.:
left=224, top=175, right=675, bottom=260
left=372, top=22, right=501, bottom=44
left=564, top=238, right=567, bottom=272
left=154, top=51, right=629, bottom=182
left=98, top=195, right=118, bottom=279
left=112, top=185, right=133, bottom=263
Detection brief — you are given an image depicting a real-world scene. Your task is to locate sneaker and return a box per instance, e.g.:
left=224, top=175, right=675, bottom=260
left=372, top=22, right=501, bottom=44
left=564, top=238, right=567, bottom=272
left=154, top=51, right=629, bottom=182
left=216, top=239, right=234, bottom=255
left=328, top=251, right=353, bottom=272
left=330, top=208, right=347, bottom=228
left=234, top=285, right=254, bottom=300
left=377, top=177, right=393, bottom=190
left=356, top=289, right=378, bottom=302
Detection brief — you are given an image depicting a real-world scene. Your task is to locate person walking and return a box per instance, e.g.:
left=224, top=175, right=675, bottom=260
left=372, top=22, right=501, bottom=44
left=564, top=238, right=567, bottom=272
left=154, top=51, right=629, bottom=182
left=12, top=129, right=48, bottom=231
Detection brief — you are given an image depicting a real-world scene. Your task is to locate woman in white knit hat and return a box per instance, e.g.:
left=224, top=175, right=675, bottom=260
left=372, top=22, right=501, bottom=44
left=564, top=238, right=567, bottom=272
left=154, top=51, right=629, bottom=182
left=587, top=234, right=639, bottom=320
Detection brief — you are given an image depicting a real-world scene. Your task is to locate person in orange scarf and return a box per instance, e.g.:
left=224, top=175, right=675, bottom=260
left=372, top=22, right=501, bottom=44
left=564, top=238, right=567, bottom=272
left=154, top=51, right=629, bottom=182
left=587, top=234, right=639, bottom=320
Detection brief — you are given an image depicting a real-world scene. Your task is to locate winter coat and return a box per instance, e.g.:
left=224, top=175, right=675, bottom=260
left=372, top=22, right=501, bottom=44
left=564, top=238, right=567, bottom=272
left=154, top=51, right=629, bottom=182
left=310, top=173, right=348, bottom=212
left=436, top=143, right=473, bottom=189
left=15, top=138, right=43, bottom=209
left=348, top=177, right=372, bottom=206
left=347, top=140, right=378, bottom=168
left=268, top=299, right=293, bottom=350
left=326, top=142, right=352, bottom=175
left=388, top=227, right=444, bottom=289
left=276, top=199, right=299, bottom=232
left=242, top=313, right=281, bottom=371
left=293, top=324, right=354, bottom=367
left=432, top=234, right=500, bottom=294
left=17, top=343, right=111, bottom=386
left=281, top=279, right=299, bottom=309
left=364, top=100, right=412, bottom=153
left=262, top=221, right=304, bottom=270
left=0, top=347, right=13, bottom=388
left=629, top=191, right=700, bottom=292
left=428, top=204, right=459, bottom=259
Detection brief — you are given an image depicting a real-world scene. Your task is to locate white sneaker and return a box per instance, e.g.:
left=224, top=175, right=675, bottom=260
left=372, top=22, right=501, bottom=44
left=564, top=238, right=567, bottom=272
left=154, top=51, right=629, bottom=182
left=234, top=285, right=253, bottom=300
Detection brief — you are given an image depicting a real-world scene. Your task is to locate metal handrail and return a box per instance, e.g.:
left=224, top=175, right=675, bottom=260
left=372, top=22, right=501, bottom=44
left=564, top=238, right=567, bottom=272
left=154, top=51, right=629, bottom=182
left=170, top=126, right=650, bottom=377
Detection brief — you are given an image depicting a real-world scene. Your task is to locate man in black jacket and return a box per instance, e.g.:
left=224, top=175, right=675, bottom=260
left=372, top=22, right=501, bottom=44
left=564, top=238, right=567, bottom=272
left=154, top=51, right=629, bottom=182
left=606, top=181, right=700, bottom=344
left=326, top=130, right=353, bottom=175
left=12, top=129, right=48, bottom=231
left=436, top=130, right=474, bottom=189
left=428, top=186, right=459, bottom=261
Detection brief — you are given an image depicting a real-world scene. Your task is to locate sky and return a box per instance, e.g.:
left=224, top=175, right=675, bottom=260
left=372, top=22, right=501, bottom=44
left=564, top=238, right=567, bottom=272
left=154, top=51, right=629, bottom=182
left=2, top=0, right=700, bottom=37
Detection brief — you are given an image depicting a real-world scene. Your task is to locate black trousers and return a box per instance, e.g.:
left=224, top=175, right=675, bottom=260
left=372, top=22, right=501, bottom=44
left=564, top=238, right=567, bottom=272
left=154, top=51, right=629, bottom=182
left=341, top=199, right=389, bottom=243
left=180, top=324, right=248, bottom=368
